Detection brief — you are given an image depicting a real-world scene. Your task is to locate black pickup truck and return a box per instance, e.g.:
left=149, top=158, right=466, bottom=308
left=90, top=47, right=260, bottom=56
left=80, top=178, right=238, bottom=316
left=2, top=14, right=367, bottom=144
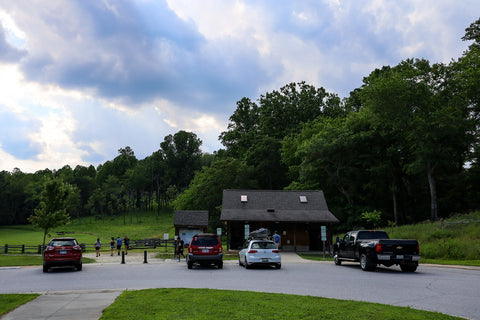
left=333, top=230, right=420, bottom=272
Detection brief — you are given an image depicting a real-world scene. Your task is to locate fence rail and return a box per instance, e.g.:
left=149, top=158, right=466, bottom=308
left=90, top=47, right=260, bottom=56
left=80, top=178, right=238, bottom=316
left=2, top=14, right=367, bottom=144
left=1, top=238, right=177, bottom=254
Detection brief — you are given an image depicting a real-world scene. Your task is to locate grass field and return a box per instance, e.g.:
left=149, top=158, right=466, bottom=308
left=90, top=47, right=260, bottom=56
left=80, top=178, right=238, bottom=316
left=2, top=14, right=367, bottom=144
left=0, top=294, right=39, bottom=317
left=0, top=209, right=175, bottom=247
left=99, top=288, right=463, bottom=320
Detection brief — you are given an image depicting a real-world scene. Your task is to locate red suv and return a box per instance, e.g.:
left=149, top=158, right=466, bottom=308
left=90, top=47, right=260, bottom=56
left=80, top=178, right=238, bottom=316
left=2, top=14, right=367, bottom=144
left=186, top=233, right=223, bottom=269
left=43, top=237, right=83, bottom=272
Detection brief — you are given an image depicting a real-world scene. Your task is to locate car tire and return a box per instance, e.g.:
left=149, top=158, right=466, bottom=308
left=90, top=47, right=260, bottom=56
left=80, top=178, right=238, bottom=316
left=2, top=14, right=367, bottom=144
left=400, top=262, right=418, bottom=272
left=275, top=263, right=281, bottom=269
left=238, top=257, right=243, bottom=266
left=187, top=261, right=193, bottom=269
left=333, top=252, right=342, bottom=265
left=217, top=261, right=223, bottom=269
left=76, top=263, right=82, bottom=271
left=360, top=253, right=376, bottom=271
left=244, top=258, right=251, bottom=269
left=43, top=264, right=49, bottom=273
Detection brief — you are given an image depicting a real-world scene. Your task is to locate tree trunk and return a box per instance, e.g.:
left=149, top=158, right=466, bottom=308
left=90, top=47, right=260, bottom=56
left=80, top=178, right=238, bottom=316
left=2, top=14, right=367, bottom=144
left=427, top=164, right=438, bottom=221
left=391, top=184, right=398, bottom=225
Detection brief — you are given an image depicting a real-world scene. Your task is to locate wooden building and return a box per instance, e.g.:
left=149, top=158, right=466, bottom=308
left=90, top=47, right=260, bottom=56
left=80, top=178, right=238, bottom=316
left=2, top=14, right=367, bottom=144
left=173, top=210, right=209, bottom=245
left=220, top=190, right=339, bottom=251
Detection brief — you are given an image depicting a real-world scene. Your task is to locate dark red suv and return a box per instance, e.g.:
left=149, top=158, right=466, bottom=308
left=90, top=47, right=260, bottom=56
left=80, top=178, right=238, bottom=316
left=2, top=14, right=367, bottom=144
left=186, top=233, right=223, bottom=269
left=43, top=237, right=83, bottom=272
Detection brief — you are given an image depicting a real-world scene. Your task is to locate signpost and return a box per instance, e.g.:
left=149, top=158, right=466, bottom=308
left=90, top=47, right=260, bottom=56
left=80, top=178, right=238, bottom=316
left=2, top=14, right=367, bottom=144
left=321, top=226, right=327, bottom=259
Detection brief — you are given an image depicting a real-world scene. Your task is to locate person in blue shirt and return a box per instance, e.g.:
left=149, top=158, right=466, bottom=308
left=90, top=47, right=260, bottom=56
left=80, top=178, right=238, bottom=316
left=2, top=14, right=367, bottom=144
left=116, top=236, right=122, bottom=255
left=273, top=231, right=281, bottom=249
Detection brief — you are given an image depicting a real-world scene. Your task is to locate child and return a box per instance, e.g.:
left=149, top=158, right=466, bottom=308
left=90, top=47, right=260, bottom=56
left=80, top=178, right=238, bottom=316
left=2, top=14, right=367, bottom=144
left=95, top=238, right=101, bottom=257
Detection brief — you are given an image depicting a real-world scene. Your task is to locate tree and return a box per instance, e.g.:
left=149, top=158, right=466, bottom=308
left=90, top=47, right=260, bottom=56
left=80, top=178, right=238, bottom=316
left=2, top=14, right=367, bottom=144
left=360, top=59, right=472, bottom=221
left=160, top=131, right=202, bottom=190
left=28, top=178, right=74, bottom=252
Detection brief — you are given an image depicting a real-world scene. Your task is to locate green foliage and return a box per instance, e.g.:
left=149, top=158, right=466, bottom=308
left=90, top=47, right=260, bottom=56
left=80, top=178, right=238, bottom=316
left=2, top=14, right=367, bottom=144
left=100, top=288, right=462, bottom=320
left=0, top=294, right=40, bottom=316
left=28, top=178, right=74, bottom=250
left=361, top=210, right=382, bottom=229
left=385, top=212, right=480, bottom=261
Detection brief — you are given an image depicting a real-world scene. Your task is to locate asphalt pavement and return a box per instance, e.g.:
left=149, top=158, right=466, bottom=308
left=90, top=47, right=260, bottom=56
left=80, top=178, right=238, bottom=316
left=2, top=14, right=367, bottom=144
left=0, top=252, right=307, bottom=320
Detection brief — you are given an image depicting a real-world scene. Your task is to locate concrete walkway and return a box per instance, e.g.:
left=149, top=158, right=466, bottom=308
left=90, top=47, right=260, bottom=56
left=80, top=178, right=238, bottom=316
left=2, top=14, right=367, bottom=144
left=1, top=251, right=310, bottom=320
left=1, top=290, right=122, bottom=320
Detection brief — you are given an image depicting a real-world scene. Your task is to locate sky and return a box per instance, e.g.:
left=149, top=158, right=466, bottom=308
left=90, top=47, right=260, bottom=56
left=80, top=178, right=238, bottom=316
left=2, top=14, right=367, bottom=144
left=0, top=1, right=478, bottom=173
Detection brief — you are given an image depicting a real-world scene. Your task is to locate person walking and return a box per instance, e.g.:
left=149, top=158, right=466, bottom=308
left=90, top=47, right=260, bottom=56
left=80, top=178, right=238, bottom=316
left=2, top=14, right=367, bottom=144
left=116, top=236, right=122, bottom=255
left=95, top=238, right=101, bottom=257
left=123, top=236, right=130, bottom=255
left=176, top=236, right=185, bottom=261
left=273, top=231, right=281, bottom=249
left=110, top=237, right=115, bottom=256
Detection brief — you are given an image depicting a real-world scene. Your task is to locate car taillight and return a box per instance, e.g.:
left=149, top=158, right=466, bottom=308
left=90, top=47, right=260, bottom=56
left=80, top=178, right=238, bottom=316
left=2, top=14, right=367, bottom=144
left=248, top=250, right=258, bottom=253
left=73, top=245, right=82, bottom=251
left=417, top=243, right=420, bottom=254
left=219, top=246, right=223, bottom=253
left=45, top=246, right=54, bottom=251
left=272, top=250, right=279, bottom=253
left=375, top=243, right=382, bottom=253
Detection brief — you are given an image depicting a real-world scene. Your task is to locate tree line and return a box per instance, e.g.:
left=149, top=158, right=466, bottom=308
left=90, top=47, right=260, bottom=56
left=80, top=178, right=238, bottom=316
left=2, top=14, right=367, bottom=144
left=1, top=18, right=479, bottom=231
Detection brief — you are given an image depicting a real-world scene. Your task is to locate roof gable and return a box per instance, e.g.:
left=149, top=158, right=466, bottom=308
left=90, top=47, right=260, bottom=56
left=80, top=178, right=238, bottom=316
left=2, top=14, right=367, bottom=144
left=174, top=210, right=209, bottom=227
left=220, top=190, right=339, bottom=223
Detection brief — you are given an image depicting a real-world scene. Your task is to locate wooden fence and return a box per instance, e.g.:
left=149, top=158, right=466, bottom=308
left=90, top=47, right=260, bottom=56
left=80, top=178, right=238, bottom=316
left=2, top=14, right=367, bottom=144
left=1, top=238, right=177, bottom=254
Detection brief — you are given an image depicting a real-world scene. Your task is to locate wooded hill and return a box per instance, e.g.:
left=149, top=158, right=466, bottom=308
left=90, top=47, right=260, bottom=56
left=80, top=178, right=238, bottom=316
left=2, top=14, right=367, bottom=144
left=1, top=19, right=480, bottom=231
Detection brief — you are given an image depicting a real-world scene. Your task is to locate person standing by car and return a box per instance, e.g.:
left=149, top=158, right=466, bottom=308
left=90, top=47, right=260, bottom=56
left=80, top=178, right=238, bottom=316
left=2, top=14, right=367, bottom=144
left=273, top=231, right=281, bottom=249
left=109, top=237, right=115, bottom=256
left=124, top=236, right=130, bottom=255
left=116, top=236, right=122, bottom=255
left=176, top=236, right=185, bottom=261
left=95, top=238, right=101, bottom=257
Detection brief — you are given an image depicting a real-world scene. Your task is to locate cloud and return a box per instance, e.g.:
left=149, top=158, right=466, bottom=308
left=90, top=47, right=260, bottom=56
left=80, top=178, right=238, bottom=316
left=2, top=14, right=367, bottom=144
left=0, top=0, right=478, bottom=172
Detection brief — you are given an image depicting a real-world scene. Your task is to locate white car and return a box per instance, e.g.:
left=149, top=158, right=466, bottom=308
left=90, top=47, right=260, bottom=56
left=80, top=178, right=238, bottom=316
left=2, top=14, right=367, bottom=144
left=238, top=240, right=281, bottom=269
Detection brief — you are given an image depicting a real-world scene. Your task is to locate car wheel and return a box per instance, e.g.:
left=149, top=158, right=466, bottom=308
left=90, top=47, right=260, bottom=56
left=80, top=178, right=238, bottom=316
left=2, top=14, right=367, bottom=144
left=238, top=257, right=243, bottom=266
left=333, top=252, right=342, bottom=265
left=275, top=263, right=281, bottom=269
left=76, top=263, right=82, bottom=271
left=400, top=262, right=418, bottom=272
left=217, top=261, right=223, bottom=269
left=360, top=254, right=375, bottom=271
left=244, top=258, right=251, bottom=269
left=43, top=264, right=49, bottom=273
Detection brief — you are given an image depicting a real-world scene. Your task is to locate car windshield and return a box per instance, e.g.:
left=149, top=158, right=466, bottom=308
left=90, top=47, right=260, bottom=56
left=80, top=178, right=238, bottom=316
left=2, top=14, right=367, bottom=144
left=251, top=242, right=276, bottom=249
left=192, top=237, right=218, bottom=246
left=50, top=240, right=76, bottom=247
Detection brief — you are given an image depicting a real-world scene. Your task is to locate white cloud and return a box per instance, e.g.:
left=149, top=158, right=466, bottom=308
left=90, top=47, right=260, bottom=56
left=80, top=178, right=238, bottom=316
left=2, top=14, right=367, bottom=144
left=0, top=0, right=478, bottom=172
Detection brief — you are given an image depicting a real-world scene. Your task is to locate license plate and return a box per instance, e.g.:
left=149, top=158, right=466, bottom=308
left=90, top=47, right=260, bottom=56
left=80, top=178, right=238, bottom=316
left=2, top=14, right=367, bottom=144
left=262, top=258, right=269, bottom=263
left=202, top=249, right=210, bottom=253
left=60, top=250, right=67, bottom=255
left=396, top=255, right=404, bottom=259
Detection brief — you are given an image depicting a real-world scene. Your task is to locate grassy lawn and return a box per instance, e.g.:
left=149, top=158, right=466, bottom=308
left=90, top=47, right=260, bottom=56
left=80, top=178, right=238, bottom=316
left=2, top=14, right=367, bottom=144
left=0, top=209, right=175, bottom=248
left=99, top=288, right=463, bottom=320
left=0, top=294, right=39, bottom=317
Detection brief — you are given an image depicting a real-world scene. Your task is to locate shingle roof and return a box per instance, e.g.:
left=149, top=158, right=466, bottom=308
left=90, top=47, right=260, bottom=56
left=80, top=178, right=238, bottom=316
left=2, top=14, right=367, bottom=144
left=220, top=189, right=339, bottom=223
left=174, top=210, right=209, bottom=227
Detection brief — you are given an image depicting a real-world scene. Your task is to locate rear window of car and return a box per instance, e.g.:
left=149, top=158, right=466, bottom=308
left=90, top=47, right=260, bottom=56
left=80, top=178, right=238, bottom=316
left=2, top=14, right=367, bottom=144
left=50, top=240, right=76, bottom=247
left=251, top=242, right=276, bottom=249
left=192, top=236, right=219, bottom=246
left=357, top=231, right=389, bottom=240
